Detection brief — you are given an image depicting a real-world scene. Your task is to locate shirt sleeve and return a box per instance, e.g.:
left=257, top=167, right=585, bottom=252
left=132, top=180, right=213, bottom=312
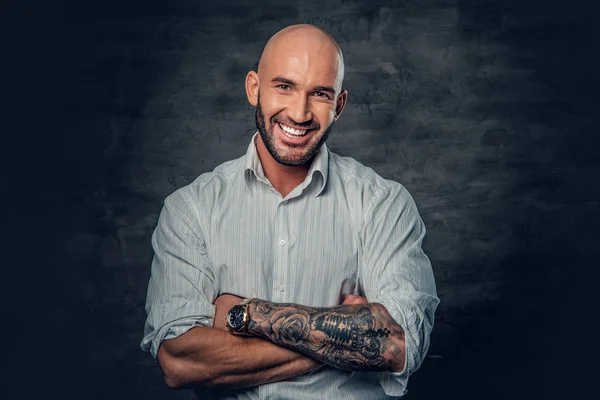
left=140, top=189, right=218, bottom=359
left=361, top=184, right=440, bottom=397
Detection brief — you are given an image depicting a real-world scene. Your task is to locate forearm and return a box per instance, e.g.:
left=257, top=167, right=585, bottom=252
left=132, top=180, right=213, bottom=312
left=157, top=326, right=321, bottom=389
left=247, top=300, right=406, bottom=372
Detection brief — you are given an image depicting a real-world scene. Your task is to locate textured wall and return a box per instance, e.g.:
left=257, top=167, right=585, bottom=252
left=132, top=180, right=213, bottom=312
left=27, top=0, right=598, bottom=398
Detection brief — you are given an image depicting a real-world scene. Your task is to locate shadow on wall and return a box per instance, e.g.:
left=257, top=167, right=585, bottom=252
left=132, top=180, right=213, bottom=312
left=407, top=1, right=598, bottom=399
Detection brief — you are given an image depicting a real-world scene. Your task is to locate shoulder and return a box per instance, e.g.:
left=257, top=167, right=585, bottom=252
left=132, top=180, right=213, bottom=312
left=328, top=152, right=413, bottom=210
left=164, top=156, right=244, bottom=217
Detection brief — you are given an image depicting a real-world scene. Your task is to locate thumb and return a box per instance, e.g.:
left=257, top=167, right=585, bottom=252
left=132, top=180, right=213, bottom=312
left=342, top=294, right=369, bottom=305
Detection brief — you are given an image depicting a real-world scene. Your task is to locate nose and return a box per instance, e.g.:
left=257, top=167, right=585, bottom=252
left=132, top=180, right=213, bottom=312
left=288, top=94, right=313, bottom=125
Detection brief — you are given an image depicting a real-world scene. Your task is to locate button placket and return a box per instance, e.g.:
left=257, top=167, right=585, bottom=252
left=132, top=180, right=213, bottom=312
left=273, top=202, right=282, bottom=299
left=273, top=200, right=290, bottom=300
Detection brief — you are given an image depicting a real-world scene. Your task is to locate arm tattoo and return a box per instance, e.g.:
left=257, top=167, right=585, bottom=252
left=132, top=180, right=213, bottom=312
left=247, top=301, right=405, bottom=371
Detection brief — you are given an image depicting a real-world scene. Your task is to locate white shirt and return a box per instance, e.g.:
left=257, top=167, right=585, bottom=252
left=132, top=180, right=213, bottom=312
left=141, top=133, right=439, bottom=399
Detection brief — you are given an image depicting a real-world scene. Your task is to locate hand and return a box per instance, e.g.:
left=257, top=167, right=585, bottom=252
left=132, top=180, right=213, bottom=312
left=212, top=293, right=243, bottom=332
left=341, top=294, right=368, bottom=305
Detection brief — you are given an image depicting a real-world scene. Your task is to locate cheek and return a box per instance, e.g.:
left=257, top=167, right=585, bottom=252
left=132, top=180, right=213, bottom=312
left=314, top=105, right=336, bottom=125
left=261, top=96, right=286, bottom=122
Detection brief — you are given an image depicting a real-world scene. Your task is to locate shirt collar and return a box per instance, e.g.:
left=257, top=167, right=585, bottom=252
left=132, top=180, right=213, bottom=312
left=244, top=132, right=329, bottom=197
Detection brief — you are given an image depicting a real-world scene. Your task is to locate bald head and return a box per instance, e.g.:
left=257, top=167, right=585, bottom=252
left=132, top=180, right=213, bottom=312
left=244, top=24, right=348, bottom=168
left=257, top=24, right=345, bottom=92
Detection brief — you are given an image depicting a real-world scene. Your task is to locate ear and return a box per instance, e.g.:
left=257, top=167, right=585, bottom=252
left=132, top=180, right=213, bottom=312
left=245, top=71, right=260, bottom=106
left=334, top=89, right=348, bottom=121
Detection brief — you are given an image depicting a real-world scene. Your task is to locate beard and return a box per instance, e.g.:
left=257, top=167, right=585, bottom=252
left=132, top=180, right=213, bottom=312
left=255, top=94, right=334, bottom=166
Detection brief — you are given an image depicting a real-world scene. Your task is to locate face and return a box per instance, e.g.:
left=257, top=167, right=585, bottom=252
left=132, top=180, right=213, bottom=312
left=247, top=34, right=347, bottom=166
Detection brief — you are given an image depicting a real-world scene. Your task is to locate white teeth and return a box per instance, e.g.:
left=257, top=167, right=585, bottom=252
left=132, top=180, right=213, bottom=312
left=279, top=123, right=307, bottom=136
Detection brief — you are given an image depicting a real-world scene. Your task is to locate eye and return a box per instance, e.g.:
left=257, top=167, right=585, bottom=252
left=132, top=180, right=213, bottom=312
left=277, top=84, right=291, bottom=91
left=312, top=91, right=330, bottom=99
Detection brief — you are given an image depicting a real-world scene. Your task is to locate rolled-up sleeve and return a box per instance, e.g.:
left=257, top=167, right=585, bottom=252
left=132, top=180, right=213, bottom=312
left=361, top=184, right=439, bottom=397
left=140, top=190, right=217, bottom=359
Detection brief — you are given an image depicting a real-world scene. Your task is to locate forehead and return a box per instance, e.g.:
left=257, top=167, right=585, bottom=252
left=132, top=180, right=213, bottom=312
left=262, top=38, right=342, bottom=89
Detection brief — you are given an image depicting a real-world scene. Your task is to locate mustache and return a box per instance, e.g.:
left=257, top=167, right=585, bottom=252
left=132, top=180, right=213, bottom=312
left=272, top=116, right=319, bottom=131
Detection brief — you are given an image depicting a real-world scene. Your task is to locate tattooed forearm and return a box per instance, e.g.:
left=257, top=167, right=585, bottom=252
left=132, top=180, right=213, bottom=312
left=246, top=301, right=405, bottom=372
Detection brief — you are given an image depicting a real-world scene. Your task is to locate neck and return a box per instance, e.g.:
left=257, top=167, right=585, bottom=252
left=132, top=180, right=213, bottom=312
left=255, top=135, right=312, bottom=198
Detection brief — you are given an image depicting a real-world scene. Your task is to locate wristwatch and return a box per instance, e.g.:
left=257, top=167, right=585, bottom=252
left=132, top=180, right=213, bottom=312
left=226, top=298, right=255, bottom=335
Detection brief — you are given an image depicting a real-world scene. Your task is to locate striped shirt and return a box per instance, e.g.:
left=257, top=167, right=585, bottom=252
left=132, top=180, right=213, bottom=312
left=141, top=133, right=439, bottom=399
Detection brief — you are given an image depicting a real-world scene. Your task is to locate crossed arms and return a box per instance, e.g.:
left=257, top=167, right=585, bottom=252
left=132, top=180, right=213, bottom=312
left=157, top=293, right=406, bottom=389
left=144, top=186, right=438, bottom=392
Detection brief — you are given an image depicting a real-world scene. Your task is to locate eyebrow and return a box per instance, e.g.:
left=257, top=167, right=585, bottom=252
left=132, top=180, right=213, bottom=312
left=271, top=76, right=336, bottom=95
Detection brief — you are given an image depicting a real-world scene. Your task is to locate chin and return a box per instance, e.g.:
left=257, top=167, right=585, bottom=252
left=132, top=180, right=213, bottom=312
left=273, top=131, right=324, bottom=165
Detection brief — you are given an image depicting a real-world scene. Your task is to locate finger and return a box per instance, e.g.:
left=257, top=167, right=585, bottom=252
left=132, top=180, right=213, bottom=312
left=338, top=279, right=356, bottom=304
left=343, top=294, right=368, bottom=304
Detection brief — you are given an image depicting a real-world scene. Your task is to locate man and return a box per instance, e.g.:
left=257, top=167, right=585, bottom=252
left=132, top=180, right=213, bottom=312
left=141, top=24, right=439, bottom=399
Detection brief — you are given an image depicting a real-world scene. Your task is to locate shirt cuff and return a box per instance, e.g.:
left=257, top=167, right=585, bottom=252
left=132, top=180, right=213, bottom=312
left=380, top=344, right=410, bottom=397
left=373, top=297, right=415, bottom=397
left=140, top=300, right=216, bottom=359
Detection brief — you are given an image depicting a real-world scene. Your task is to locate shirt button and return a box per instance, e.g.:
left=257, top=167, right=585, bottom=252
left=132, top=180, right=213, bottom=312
left=279, top=239, right=286, bottom=246
left=279, top=285, right=285, bottom=292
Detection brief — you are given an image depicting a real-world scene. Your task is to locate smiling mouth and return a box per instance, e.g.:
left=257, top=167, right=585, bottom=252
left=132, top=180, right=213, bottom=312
left=278, top=122, right=313, bottom=138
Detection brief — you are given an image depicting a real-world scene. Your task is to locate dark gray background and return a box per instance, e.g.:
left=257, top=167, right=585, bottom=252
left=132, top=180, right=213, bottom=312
left=9, top=0, right=598, bottom=399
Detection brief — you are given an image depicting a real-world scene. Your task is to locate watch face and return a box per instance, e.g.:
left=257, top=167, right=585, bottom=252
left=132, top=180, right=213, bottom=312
left=228, top=305, right=246, bottom=330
